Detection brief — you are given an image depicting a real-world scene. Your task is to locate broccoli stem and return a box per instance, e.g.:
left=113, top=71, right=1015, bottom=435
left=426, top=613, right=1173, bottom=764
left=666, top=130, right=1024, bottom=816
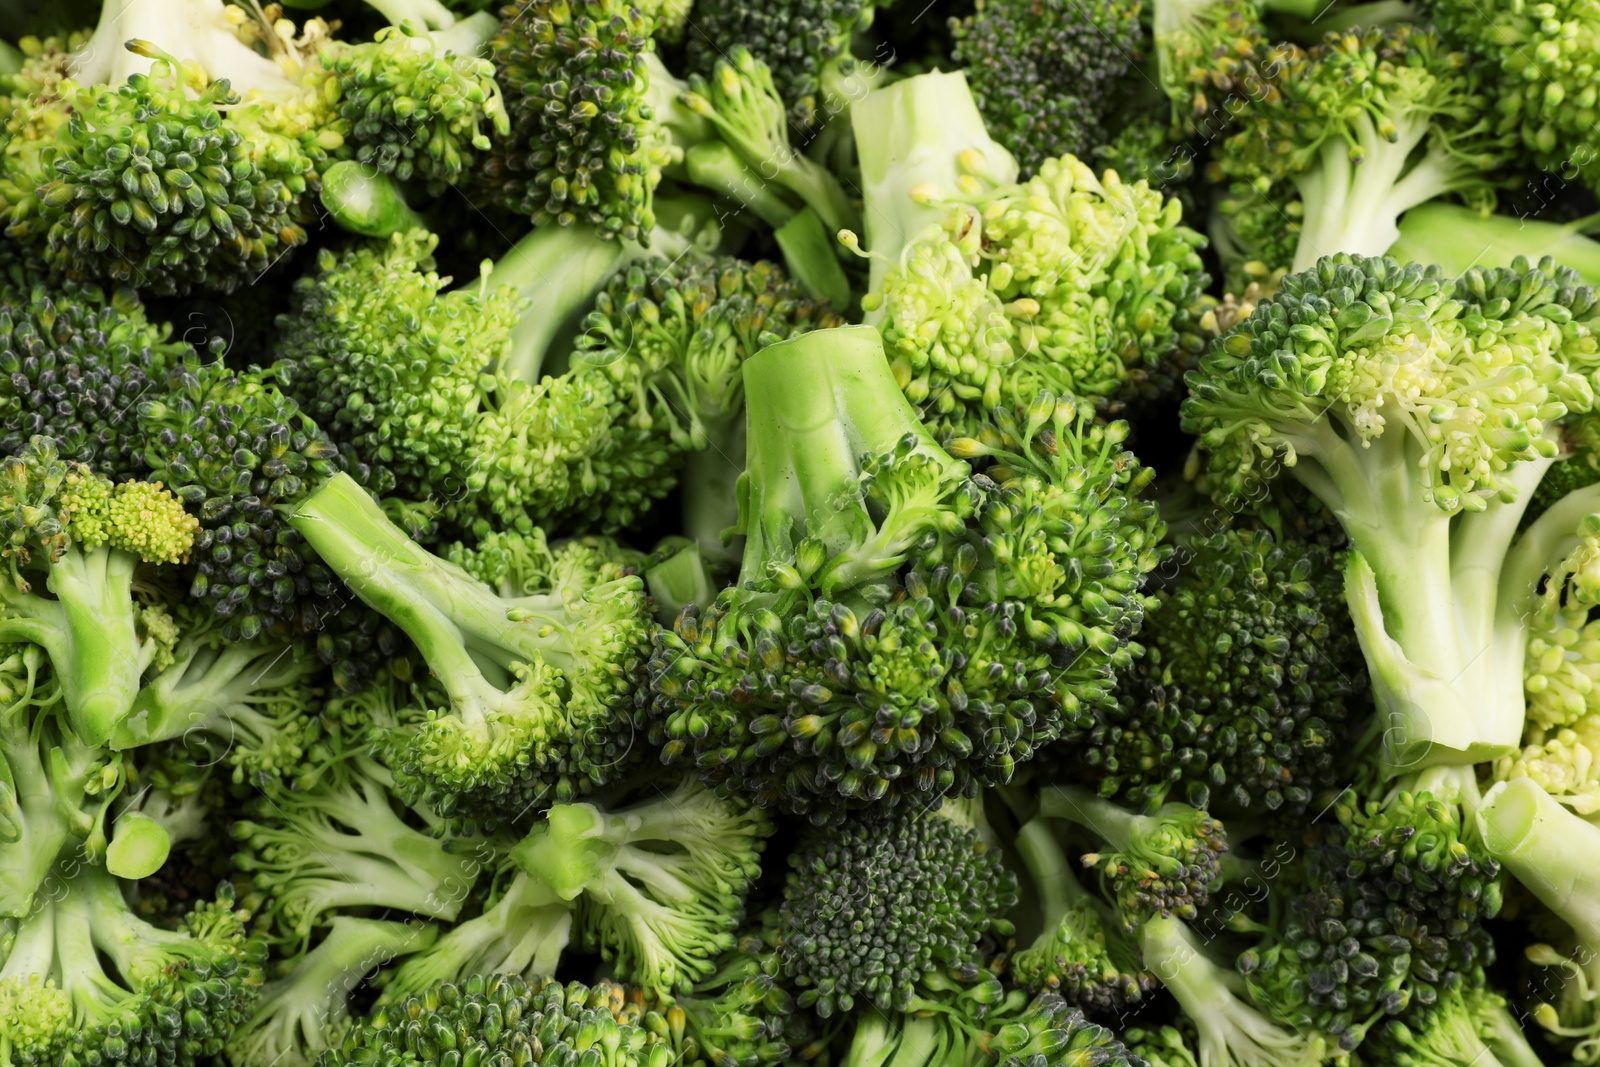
left=1013, top=816, right=1092, bottom=928
left=431, top=10, right=498, bottom=54
left=1480, top=777, right=1600, bottom=966
left=841, top=1011, right=943, bottom=1067
left=111, top=638, right=317, bottom=749
left=852, top=72, right=1019, bottom=310
left=775, top=207, right=853, bottom=308
left=362, top=0, right=457, bottom=30
left=485, top=225, right=631, bottom=384
left=682, top=416, right=747, bottom=567
left=686, top=142, right=800, bottom=228
left=1392, top=203, right=1600, bottom=286
left=737, top=326, right=961, bottom=592
left=644, top=541, right=717, bottom=622
left=319, top=163, right=430, bottom=239
left=0, top=547, right=145, bottom=747
left=1040, top=786, right=1150, bottom=856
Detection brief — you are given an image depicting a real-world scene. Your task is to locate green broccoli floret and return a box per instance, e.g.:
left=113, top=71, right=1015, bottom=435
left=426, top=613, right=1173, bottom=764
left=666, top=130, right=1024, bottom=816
left=1070, top=528, right=1366, bottom=815
left=1239, top=769, right=1502, bottom=1051
left=0, top=643, right=113, bottom=917
left=1479, top=775, right=1600, bottom=1062
left=775, top=797, right=1017, bottom=1017
left=227, top=916, right=435, bottom=1067
left=1006, top=815, right=1155, bottom=1014
left=645, top=327, right=1164, bottom=820
left=1392, top=202, right=1600, bottom=288
left=1372, top=984, right=1550, bottom=1067
left=1, top=46, right=330, bottom=295
left=0, top=866, right=263, bottom=1067
left=325, top=974, right=676, bottom=1067
left=845, top=108, right=1207, bottom=434
left=1185, top=253, right=1600, bottom=773
left=1211, top=24, right=1518, bottom=275
left=949, top=0, right=1144, bottom=177
left=0, top=437, right=195, bottom=745
left=682, top=0, right=890, bottom=129
left=511, top=776, right=773, bottom=994
left=1140, top=915, right=1332, bottom=1067
left=286, top=476, right=654, bottom=821
left=231, top=748, right=489, bottom=946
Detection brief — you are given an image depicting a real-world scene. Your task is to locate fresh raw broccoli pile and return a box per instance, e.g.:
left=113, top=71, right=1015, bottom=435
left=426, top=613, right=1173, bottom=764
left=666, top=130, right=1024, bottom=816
left=11, top=0, right=1600, bottom=1064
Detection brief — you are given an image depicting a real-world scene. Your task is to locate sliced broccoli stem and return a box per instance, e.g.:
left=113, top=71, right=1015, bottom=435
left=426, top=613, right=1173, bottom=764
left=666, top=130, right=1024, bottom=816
left=0, top=548, right=145, bottom=747
left=319, top=163, right=430, bottom=239
left=737, top=326, right=961, bottom=591
left=1393, top=203, right=1600, bottom=285
left=852, top=72, right=1019, bottom=310
left=485, top=225, right=631, bottom=384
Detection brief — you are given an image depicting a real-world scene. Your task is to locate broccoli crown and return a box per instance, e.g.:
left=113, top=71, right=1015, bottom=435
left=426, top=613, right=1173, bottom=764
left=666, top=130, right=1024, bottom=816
left=320, top=974, right=676, bottom=1067
left=137, top=359, right=346, bottom=641
left=511, top=777, right=773, bottom=994
left=0, top=868, right=264, bottom=1067
left=949, top=0, right=1144, bottom=176
left=1211, top=24, right=1518, bottom=273
left=647, top=332, right=1164, bottom=819
left=287, top=475, right=654, bottom=824
left=1152, top=0, right=1289, bottom=131
left=320, top=23, right=509, bottom=192
left=859, top=154, right=1208, bottom=437
left=1184, top=253, right=1600, bottom=514
left=271, top=229, right=531, bottom=531
left=682, top=0, right=872, bottom=129
left=0, top=281, right=189, bottom=480
left=776, top=799, right=1018, bottom=1016
left=1238, top=786, right=1503, bottom=1051
left=1072, top=528, right=1365, bottom=815
left=1, top=57, right=316, bottom=296
left=488, top=0, right=672, bottom=242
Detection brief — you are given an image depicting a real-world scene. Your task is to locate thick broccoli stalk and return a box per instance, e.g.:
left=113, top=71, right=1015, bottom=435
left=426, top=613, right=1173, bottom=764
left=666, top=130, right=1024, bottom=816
left=1479, top=775, right=1600, bottom=1061
left=377, top=873, right=575, bottom=1003
left=850, top=72, right=1020, bottom=306
left=231, top=755, right=486, bottom=943
left=0, top=438, right=195, bottom=746
left=775, top=797, right=1017, bottom=1017
left=226, top=916, right=434, bottom=1067
left=1141, top=915, right=1331, bottom=1067
left=0, top=868, right=262, bottom=1066
left=1214, top=25, right=1517, bottom=273
left=1185, top=253, right=1600, bottom=772
left=647, top=327, right=1164, bottom=818
left=289, top=473, right=654, bottom=820
left=1009, top=816, right=1155, bottom=1013
left=329, top=975, right=674, bottom=1067
left=511, top=777, right=773, bottom=994
left=1392, top=203, right=1600, bottom=288
left=1040, top=786, right=1227, bottom=928
left=0, top=645, right=107, bottom=917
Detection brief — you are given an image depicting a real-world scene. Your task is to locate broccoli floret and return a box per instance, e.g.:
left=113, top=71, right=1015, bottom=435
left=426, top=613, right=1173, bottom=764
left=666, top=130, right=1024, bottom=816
left=1479, top=776, right=1600, bottom=1062
left=645, top=327, right=1164, bottom=820
left=1069, top=528, right=1366, bottom=815
left=1392, top=203, right=1600, bottom=287
left=2, top=48, right=327, bottom=295
left=1185, top=253, right=1600, bottom=773
left=510, top=776, right=774, bottom=994
left=0, top=644, right=111, bottom=917
left=1141, top=915, right=1332, bottom=1067
left=0, top=438, right=195, bottom=745
left=1007, top=815, right=1156, bottom=1014
left=232, top=750, right=489, bottom=946
left=949, top=0, right=1144, bottom=177
left=325, top=974, right=675, bottom=1067
left=682, top=0, right=888, bottom=129
left=846, top=146, right=1208, bottom=434
left=227, top=916, right=435, bottom=1067
left=0, top=866, right=263, bottom=1067
left=775, top=797, right=1017, bottom=1017
left=1211, top=24, right=1519, bottom=275
left=286, top=475, right=655, bottom=821
left=1239, top=769, right=1502, bottom=1051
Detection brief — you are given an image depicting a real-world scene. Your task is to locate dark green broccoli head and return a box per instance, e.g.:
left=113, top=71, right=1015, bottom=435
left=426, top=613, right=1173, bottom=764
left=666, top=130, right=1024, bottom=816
left=319, top=974, right=676, bottom=1067
left=1071, top=528, right=1366, bottom=815
left=0, top=280, right=189, bottom=481
left=646, top=331, right=1165, bottom=821
left=777, top=799, right=1018, bottom=1017
left=950, top=0, right=1144, bottom=177
left=1238, top=785, right=1504, bottom=1051
left=488, top=0, right=673, bottom=241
